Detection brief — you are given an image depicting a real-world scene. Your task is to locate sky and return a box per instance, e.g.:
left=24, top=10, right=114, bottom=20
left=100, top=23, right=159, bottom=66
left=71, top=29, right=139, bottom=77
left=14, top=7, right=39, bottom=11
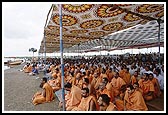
left=3, top=2, right=52, bottom=57
left=2, top=2, right=165, bottom=57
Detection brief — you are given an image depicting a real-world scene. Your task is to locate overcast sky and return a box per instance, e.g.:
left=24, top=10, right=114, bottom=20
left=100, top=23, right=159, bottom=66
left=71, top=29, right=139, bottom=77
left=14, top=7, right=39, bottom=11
left=3, top=2, right=53, bottom=57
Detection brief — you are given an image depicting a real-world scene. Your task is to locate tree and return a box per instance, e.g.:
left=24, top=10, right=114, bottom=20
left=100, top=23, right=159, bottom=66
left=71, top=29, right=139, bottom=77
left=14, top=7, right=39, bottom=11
left=29, top=48, right=37, bottom=62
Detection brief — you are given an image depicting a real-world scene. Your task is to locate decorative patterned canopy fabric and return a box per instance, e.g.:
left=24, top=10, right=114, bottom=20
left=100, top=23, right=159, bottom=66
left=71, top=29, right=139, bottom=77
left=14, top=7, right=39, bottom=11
left=39, top=3, right=164, bottom=53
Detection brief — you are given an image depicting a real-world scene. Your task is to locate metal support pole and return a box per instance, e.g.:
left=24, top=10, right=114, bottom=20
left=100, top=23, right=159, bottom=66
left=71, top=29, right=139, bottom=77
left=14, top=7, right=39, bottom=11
left=147, top=48, right=148, bottom=54
left=105, top=45, right=106, bottom=55
left=100, top=46, right=101, bottom=56
left=43, top=34, right=47, bottom=76
left=78, top=43, right=80, bottom=57
left=33, top=52, right=34, bottom=63
left=59, top=4, right=65, bottom=111
left=43, top=4, right=53, bottom=76
left=157, top=19, right=161, bottom=69
left=38, top=51, right=40, bottom=64
left=138, top=47, right=140, bottom=54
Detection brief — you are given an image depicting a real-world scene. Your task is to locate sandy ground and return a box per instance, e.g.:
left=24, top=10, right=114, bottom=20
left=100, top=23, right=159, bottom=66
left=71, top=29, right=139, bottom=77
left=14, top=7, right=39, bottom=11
left=3, top=63, right=165, bottom=113
left=3, top=63, right=62, bottom=112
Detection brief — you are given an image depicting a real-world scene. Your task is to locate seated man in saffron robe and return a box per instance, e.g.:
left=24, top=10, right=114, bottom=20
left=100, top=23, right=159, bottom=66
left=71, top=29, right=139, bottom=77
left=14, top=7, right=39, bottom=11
left=32, top=77, right=54, bottom=105
left=58, top=82, right=82, bottom=111
left=139, top=73, right=155, bottom=101
left=124, top=84, right=148, bottom=111
left=72, top=87, right=99, bottom=111
left=97, top=94, right=117, bottom=111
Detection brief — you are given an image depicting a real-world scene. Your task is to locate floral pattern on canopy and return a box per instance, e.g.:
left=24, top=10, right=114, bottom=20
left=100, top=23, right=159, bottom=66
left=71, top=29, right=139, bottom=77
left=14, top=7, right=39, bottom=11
left=39, top=3, right=164, bottom=53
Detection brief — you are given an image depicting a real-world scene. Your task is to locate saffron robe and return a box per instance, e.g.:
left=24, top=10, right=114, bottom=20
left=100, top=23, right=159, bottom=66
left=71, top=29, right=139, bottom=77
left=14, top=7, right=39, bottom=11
left=124, top=90, right=148, bottom=111
left=32, top=82, right=54, bottom=105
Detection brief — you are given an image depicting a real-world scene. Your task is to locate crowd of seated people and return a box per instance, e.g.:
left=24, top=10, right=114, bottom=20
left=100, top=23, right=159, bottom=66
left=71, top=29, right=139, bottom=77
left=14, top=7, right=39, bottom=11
left=23, top=53, right=164, bottom=111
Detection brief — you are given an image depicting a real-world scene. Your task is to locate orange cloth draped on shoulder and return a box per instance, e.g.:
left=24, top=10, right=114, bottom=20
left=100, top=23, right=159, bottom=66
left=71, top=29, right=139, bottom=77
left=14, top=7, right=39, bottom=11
left=23, top=66, right=28, bottom=72
left=70, top=77, right=76, bottom=85
left=106, top=71, right=115, bottom=82
left=48, top=78, right=61, bottom=92
left=72, top=95, right=99, bottom=111
left=88, top=74, right=93, bottom=84
left=106, top=102, right=117, bottom=111
left=124, top=90, right=148, bottom=111
left=96, top=88, right=114, bottom=102
left=141, top=80, right=155, bottom=94
left=49, top=64, right=55, bottom=72
left=140, top=80, right=155, bottom=101
left=90, top=71, right=101, bottom=96
left=74, top=79, right=83, bottom=89
left=65, top=85, right=82, bottom=111
left=105, top=82, right=114, bottom=100
left=74, top=73, right=83, bottom=89
left=115, top=91, right=125, bottom=111
left=151, top=78, right=161, bottom=98
left=138, top=78, right=144, bottom=88
left=94, top=75, right=103, bottom=90
left=111, top=77, right=126, bottom=97
left=90, top=77, right=98, bottom=88
left=82, top=84, right=92, bottom=95
left=24, top=65, right=32, bottom=73
left=65, top=74, right=75, bottom=85
left=90, top=80, right=97, bottom=96
left=122, top=72, right=131, bottom=85
left=119, top=69, right=125, bottom=79
left=32, top=82, right=54, bottom=105
left=115, top=99, right=124, bottom=111
left=130, top=75, right=138, bottom=85
left=106, top=82, right=112, bottom=91
left=100, top=73, right=108, bottom=79
left=51, top=72, right=57, bottom=78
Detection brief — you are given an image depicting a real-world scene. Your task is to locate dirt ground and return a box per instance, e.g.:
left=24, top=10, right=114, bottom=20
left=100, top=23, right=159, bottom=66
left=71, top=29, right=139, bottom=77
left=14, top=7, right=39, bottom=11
left=3, top=64, right=61, bottom=112
left=146, top=92, right=165, bottom=111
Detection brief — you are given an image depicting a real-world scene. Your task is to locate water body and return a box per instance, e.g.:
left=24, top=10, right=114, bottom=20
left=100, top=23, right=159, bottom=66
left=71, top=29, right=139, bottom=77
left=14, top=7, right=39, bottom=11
left=4, top=65, right=10, bottom=70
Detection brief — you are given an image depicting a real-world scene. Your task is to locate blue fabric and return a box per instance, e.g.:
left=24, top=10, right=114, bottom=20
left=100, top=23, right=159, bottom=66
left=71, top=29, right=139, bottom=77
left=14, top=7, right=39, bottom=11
left=32, top=68, right=39, bottom=74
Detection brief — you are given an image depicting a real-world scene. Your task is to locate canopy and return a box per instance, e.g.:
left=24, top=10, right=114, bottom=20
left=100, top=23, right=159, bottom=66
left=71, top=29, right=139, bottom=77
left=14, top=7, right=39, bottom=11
left=39, top=3, right=164, bottom=53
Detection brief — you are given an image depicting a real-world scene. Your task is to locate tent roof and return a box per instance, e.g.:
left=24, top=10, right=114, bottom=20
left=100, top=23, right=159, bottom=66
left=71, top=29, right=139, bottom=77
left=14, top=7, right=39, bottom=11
left=39, top=3, right=164, bottom=53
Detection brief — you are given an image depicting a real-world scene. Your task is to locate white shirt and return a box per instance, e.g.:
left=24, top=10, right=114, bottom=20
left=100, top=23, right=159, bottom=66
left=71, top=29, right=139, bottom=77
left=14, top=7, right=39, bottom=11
left=154, top=74, right=164, bottom=90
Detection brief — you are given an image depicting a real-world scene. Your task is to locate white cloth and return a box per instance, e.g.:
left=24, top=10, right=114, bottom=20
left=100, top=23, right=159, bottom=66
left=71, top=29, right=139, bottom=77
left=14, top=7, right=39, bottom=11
left=154, top=74, right=164, bottom=90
